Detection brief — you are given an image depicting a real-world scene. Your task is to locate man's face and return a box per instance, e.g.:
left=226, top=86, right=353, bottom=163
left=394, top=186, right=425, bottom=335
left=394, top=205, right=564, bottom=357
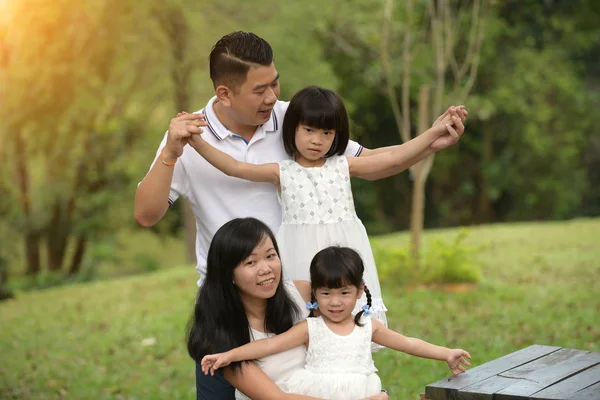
left=229, top=63, right=280, bottom=128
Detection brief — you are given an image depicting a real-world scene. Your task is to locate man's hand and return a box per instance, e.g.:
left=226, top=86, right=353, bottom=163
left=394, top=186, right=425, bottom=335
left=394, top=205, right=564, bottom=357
left=446, top=349, right=471, bottom=376
left=163, top=112, right=207, bottom=163
left=430, top=106, right=467, bottom=152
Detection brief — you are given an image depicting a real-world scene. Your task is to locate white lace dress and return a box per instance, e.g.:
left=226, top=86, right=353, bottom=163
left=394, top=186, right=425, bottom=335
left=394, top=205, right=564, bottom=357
left=235, top=281, right=309, bottom=400
left=281, top=316, right=382, bottom=399
left=277, top=156, right=387, bottom=325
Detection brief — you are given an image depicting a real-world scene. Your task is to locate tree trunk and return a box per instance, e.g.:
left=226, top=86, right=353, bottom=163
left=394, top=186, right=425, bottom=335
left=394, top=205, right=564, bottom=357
left=24, top=231, right=41, bottom=275
left=167, top=7, right=196, bottom=264
left=14, top=130, right=41, bottom=275
left=410, top=169, right=427, bottom=268
left=47, top=202, right=69, bottom=271
left=68, top=235, right=87, bottom=275
left=408, top=85, right=432, bottom=269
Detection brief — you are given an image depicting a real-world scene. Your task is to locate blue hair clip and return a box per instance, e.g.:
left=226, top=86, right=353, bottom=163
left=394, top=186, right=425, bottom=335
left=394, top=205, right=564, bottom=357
left=361, top=304, right=372, bottom=317
left=306, top=301, right=319, bottom=310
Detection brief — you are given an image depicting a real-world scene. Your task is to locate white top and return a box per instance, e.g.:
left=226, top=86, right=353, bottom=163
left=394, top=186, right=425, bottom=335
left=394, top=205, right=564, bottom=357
left=275, top=156, right=388, bottom=325
left=145, top=97, right=364, bottom=285
left=304, top=316, right=377, bottom=375
left=235, top=280, right=310, bottom=400
left=279, top=316, right=382, bottom=399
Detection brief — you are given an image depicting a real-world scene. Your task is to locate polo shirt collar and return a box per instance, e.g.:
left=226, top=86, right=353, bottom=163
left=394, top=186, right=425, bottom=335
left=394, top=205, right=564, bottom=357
left=203, top=97, right=279, bottom=141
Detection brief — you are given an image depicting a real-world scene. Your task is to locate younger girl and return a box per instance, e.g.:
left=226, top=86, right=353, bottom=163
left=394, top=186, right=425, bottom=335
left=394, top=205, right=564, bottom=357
left=187, top=86, right=466, bottom=325
left=200, top=246, right=471, bottom=400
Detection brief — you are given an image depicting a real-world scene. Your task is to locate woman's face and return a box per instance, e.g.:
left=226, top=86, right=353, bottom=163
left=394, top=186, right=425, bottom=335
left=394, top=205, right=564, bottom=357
left=232, top=235, right=281, bottom=300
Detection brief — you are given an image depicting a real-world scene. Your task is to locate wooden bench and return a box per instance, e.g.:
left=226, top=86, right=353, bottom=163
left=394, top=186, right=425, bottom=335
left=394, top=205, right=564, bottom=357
left=423, top=344, right=600, bottom=399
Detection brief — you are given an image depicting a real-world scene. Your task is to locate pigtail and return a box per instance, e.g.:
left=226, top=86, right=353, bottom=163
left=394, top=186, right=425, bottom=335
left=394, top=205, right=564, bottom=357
left=308, top=292, right=317, bottom=318
left=354, top=284, right=372, bottom=326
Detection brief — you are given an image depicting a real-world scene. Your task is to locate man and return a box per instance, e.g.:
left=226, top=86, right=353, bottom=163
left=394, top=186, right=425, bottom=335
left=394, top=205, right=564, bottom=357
left=134, top=31, right=465, bottom=399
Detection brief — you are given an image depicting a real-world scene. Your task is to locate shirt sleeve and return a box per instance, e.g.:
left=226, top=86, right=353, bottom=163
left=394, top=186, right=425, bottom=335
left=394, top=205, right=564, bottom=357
left=144, top=132, right=190, bottom=206
left=195, top=364, right=235, bottom=400
left=344, top=140, right=364, bottom=158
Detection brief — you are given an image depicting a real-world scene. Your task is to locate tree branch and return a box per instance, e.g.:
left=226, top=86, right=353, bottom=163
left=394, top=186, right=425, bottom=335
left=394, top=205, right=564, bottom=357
left=381, top=0, right=409, bottom=143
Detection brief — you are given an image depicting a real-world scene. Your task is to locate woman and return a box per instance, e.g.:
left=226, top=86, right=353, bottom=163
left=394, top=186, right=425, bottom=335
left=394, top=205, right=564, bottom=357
left=187, top=217, right=389, bottom=400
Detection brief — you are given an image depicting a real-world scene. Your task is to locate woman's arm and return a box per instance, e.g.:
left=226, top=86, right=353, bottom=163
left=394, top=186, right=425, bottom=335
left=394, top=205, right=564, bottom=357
left=225, top=362, right=321, bottom=400
left=371, top=319, right=471, bottom=375
left=202, top=321, right=309, bottom=375
left=188, top=133, right=280, bottom=185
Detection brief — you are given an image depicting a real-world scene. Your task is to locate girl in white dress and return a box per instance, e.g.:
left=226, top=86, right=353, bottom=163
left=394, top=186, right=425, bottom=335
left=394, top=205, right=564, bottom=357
left=188, top=86, right=466, bottom=326
left=200, top=246, right=472, bottom=400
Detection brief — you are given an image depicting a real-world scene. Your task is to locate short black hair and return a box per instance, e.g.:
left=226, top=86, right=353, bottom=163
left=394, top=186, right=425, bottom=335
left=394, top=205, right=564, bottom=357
left=209, top=31, right=273, bottom=90
left=282, top=86, right=350, bottom=159
left=186, top=218, right=300, bottom=372
left=309, top=246, right=371, bottom=326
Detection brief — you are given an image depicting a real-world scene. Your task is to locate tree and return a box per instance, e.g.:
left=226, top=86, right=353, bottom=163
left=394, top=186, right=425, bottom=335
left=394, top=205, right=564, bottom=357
left=325, top=0, right=487, bottom=266
left=0, top=0, right=164, bottom=276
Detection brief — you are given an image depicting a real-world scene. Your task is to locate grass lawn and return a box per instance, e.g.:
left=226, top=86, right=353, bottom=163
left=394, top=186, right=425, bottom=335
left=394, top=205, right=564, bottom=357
left=1, top=218, right=599, bottom=399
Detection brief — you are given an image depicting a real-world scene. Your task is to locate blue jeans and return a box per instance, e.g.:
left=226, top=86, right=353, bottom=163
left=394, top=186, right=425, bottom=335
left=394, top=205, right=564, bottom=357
left=195, top=361, right=235, bottom=400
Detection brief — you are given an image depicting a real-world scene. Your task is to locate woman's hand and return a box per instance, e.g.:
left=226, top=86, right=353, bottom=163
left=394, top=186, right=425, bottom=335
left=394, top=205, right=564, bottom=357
left=201, top=352, right=234, bottom=376
left=362, top=391, right=389, bottom=400
left=446, top=349, right=472, bottom=375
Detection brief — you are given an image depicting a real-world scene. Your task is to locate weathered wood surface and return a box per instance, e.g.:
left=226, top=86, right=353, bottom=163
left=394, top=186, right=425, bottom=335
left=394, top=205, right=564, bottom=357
left=425, top=345, right=600, bottom=400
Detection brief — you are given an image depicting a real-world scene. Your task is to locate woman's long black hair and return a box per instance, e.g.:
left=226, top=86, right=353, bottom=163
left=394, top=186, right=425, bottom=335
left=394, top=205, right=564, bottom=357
left=186, top=218, right=300, bottom=371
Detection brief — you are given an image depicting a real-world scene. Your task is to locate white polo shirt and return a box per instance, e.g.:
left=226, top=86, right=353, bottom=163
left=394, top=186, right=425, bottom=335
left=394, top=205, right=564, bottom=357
left=148, top=97, right=364, bottom=285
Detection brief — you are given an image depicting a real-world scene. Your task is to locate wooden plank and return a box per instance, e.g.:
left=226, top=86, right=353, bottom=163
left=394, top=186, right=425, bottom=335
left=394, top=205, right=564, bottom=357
left=530, top=364, right=600, bottom=399
left=565, top=381, right=600, bottom=399
left=494, top=349, right=600, bottom=399
left=456, top=376, right=518, bottom=400
left=425, top=345, right=561, bottom=400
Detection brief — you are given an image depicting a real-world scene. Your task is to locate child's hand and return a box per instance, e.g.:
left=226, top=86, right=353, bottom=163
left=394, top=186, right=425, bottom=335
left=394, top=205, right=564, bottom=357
left=174, top=112, right=207, bottom=150
left=429, top=106, right=467, bottom=151
left=446, top=349, right=471, bottom=375
left=200, top=352, right=233, bottom=376
left=431, top=111, right=460, bottom=139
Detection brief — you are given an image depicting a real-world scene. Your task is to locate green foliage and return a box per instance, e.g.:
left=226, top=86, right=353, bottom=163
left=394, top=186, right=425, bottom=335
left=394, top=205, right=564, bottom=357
left=373, top=229, right=482, bottom=285
left=372, top=243, right=413, bottom=284
left=8, top=263, right=99, bottom=293
left=1, top=219, right=598, bottom=399
left=421, top=229, right=483, bottom=284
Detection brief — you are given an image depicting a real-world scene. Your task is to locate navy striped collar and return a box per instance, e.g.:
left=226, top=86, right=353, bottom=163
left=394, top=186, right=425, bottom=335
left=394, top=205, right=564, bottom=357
left=203, top=97, right=279, bottom=141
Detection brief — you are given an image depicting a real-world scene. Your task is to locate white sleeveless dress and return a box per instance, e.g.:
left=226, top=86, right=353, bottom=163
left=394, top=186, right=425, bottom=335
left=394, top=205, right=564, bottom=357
left=281, top=316, right=382, bottom=399
left=235, top=281, right=309, bottom=400
left=277, top=156, right=388, bottom=325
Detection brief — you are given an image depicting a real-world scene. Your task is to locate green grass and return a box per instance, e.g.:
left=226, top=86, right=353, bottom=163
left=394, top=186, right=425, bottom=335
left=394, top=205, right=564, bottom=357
left=1, top=218, right=599, bottom=399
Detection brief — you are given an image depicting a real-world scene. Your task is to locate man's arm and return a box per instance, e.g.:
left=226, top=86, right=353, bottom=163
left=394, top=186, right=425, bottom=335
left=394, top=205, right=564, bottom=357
left=134, top=149, right=177, bottom=227
left=134, top=113, right=206, bottom=227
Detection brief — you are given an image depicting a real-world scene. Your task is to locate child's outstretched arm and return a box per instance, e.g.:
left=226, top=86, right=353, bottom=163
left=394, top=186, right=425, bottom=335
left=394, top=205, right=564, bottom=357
left=185, top=124, right=279, bottom=185
left=371, top=319, right=471, bottom=376
left=348, top=111, right=462, bottom=181
left=201, top=320, right=309, bottom=376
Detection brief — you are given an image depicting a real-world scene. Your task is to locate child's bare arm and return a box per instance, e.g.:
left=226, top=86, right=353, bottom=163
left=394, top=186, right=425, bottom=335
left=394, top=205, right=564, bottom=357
left=201, top=321, right=309, bottom=375
left=347, top=114, right=460, bottom=181
left=188, top=133, right=280, bottom=185
left=371, top=319, right=471, bottom=375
